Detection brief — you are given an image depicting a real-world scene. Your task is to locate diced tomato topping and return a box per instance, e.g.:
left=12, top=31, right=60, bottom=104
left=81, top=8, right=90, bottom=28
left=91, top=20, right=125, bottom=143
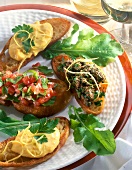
left=32, top=62, right=41, bottom=67
left=20, top=97, right=30, bottom=106
left=15, top=88, right=21, bottom=95
left=22, top=76, right=36, bottom=86
left=35, top=95, right=51, bottom=106
left=22, top=76, right=31, bottom=86
left=0, top=87, right=3, bottom=95
left=48, top=82, right=55, bottom=89
left=31, top=84, right=41, bottom=94
left=12, top=84, right=19, bottom=89
left=2, top=71, right=12, bottom=81
left=22, top=87, right=28, bottom=93
left=29, top=76, right=36, bottom=83
left=39, top=72, right=46, bottom=77
left=8, top=86, right=15, bottom=95
left=10, top=73, right=21, bottom=79
left=0, top=69, right=57, bottom=106
left=4, top=81, right=13, bottom=87
left=50, top=89, right=57, bottom=96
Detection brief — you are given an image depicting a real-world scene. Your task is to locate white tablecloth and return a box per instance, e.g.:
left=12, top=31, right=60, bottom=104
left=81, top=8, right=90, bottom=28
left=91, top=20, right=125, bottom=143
left=0, top=1, right=132, bottom=170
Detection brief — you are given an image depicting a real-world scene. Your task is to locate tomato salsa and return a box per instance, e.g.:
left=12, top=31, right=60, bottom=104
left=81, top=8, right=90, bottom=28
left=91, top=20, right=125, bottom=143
left=0, top=69, right=56, bottom=106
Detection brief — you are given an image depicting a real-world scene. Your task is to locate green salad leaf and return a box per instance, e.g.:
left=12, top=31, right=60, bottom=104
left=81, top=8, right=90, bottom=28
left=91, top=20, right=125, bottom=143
left=42, top=24, right=123, bottom=67
left=68, top=106, right=116, bottom=155
left=0, top=110, right=59, bottom=144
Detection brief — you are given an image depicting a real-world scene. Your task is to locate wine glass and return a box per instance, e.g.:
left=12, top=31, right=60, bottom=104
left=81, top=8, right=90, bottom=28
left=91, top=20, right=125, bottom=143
left=101, top=0, right=132, bottom=61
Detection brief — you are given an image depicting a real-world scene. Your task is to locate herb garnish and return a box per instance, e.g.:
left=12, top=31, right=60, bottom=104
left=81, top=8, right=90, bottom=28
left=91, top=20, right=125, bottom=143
left=38, top=66, right=53, bottom=75
left=42, top=24, right=123, bottom=67
left=0, top=110, right=59, bottom=144
left=68, top=105, right=116, bottom=155
left=12, top=24, right=35, bottom=53
left=6, top=76, right=22, bottom=84
left=0, top=78, right=3, bottom=87
left=6, top=95, right=20, bottom=103
left=32, top=63, right=53, bottom=75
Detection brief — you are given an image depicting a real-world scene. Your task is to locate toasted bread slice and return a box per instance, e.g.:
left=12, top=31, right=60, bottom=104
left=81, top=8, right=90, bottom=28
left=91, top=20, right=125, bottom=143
left=0, top=117, right=70, bottom=167
left=52, top=55, right=108, bottom=115
left=0, top=18, right=71, bottom=72
left=12, top=78, right=72, bottom=117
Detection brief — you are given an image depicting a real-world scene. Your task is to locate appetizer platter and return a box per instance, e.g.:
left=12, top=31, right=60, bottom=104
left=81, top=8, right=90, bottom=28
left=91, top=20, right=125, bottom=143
left=0, top=4, right=131, bottom=170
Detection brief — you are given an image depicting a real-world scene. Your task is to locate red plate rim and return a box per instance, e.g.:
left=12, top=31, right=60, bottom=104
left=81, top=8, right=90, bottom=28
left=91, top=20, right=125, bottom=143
left=0, top=4, right=132, bottom=169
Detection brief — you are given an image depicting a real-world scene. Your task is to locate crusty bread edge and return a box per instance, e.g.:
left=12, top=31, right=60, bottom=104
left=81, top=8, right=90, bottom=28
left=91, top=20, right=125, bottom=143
left=0, top=117, right=70, bottom=167
left=75, top=94, right=106, bottom=115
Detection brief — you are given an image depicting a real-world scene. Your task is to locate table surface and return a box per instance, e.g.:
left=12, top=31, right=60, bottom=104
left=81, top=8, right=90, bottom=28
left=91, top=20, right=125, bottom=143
left=0, top=1, right=132, bottom=170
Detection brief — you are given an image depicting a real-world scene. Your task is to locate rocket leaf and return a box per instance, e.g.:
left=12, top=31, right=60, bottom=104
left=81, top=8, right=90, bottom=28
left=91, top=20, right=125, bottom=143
left=68, top=105, right=116, bottom=155
left=42, top=24, right=123, bottom=67
left=0, top=109, right=59, bottom=143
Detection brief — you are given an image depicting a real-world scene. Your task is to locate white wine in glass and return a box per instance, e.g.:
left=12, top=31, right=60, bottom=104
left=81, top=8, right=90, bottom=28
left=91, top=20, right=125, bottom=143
left=101, top=0, right=132, bottom=61
left=70, top=0, right=110, bottom=23
left=101, top=0, right=132, bottom=23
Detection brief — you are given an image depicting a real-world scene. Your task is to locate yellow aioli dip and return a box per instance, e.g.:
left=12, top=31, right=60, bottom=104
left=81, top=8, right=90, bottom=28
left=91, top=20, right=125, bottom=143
left=9, top=21, right=53, bottom=61
left=11, top=127, right=60, bottom=158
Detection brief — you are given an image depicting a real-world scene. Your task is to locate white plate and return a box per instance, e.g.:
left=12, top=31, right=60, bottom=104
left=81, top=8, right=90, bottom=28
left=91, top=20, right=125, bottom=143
left=0, top=9, right=126, bottom=170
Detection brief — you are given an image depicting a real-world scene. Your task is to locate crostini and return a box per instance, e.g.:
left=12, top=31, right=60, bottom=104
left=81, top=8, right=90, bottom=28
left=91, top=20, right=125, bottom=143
left=0, top=69, right=72, bottom=117
left=0, top=117, right=70, bottom=167
left=52, top=54, right=108, bottom=115
left=0, top=18, right=71, bottom=72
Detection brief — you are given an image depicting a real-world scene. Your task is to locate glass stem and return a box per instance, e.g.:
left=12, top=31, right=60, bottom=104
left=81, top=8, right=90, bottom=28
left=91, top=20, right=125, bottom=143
left=129, top=25, right=132, bottom=44
left=121, top=24, right=129, bottom=44
left=121, top=24, right=132, bottom=45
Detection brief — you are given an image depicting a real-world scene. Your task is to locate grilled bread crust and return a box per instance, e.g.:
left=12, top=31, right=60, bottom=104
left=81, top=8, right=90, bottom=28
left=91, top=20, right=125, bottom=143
left=0, top=117, right=70, bottom=167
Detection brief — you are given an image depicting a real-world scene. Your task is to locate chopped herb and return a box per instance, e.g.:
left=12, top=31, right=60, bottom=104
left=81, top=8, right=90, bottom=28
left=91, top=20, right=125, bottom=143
left=94, top=100, right=102, bottom=106
left=23, top=70, right=39, bottom=80
left=12, top=24, right=34, bottom=34
left=6, top=76, right=22, bottom=84
left=30, top=117, right=59, bottom=144
left=0, top=78, right=3, bottom=87
left=6, top=95, right=20, bottom=103
left=2, top=86, right=8, bottom=94
left=41, top=78, right=48, bottom=89
left=99, top=92, right=105, bottom=97
left=12, top=24, right=35, bottom=53
left=38, top=66, right=53, bottom=75
left=27, top=86, right=31, bottom=94
left=18, top=84, right=24, bottom=91
left=22, top=38, right=35, bottom=53
left=94, top=91, right=99, bottom=99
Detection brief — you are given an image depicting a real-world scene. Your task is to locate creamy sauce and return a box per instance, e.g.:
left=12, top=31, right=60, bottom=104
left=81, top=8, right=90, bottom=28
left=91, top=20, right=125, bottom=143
left=9, top=21, right=53, bottom=61
left=11, top=127, right=60, bottom=158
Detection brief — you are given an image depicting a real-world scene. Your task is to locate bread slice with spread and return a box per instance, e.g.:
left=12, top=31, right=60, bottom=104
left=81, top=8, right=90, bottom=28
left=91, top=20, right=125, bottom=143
left=0, top=117, right=70, bottom=167
left=0, top=69, right=72, bottom=117
left=0, top=18, right=71, bottom=72
left=52, top=54, right=108, bottom=115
